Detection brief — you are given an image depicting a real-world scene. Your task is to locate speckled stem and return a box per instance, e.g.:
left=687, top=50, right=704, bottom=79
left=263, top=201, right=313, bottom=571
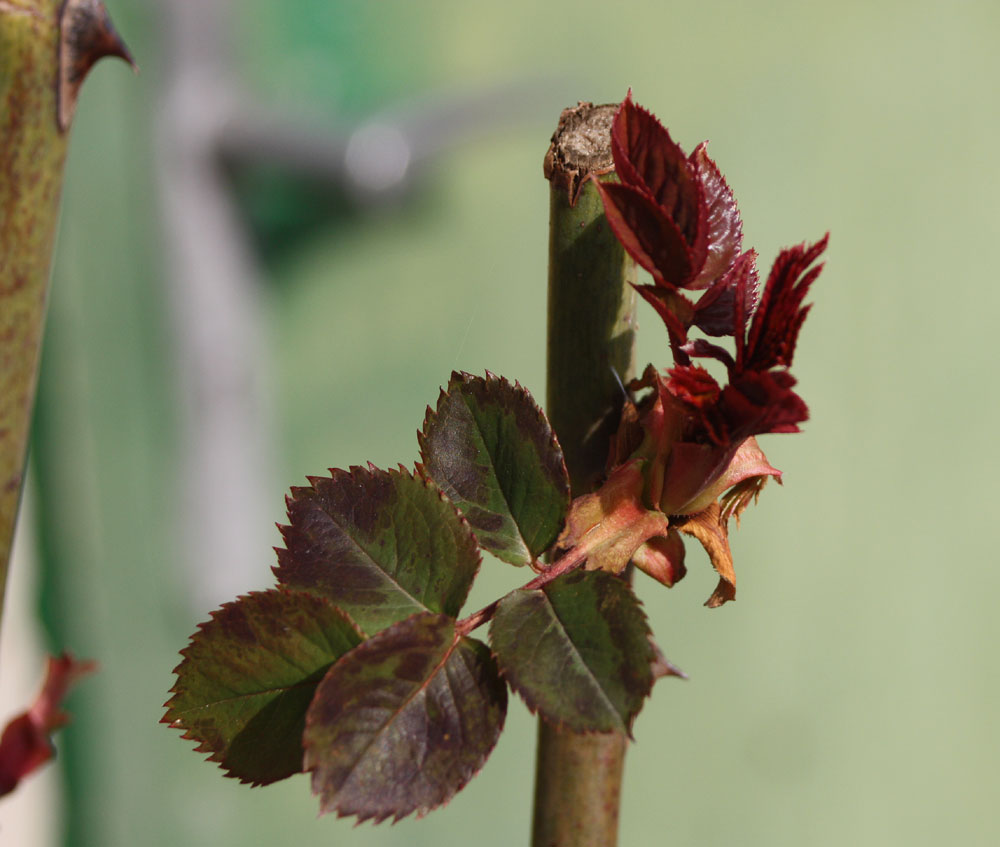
left=0, top=0, right=132, bottom=621
left=533, top=101, right=637, bottom=847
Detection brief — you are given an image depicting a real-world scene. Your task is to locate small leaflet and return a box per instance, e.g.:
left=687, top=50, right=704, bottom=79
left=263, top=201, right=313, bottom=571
left=164, top=589, right=364, bottom=785
left=305, top=613, right=507, bottom=822
left=275, top=465, right=481, bottom=635
left=419, top=372, right=570, bottom=567
left=490, top=570, right=655, bottom=735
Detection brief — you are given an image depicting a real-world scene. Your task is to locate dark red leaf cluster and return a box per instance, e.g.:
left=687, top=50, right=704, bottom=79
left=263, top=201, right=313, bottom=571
left=590, top=93, right=827, bottom=605
left=595, top=92, right=827, bottom=450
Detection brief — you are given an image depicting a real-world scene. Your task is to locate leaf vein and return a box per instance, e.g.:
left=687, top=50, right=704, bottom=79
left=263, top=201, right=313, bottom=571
left=538, top=591, right=624, bottom=731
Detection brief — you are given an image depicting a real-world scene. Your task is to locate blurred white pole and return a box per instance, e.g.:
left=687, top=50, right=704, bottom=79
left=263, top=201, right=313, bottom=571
left=154, top=0, right=277, bottom=608
left=152, top=1, right=572, bottom=610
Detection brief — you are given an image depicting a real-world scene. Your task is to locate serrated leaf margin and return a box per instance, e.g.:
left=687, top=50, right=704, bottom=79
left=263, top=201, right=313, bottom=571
left=274, top=463, right=482, bottom=634
left=304, top=612, right=507, bottom=823
left=418, top=370, right=570, bottom=566
left=163, top=588, right=365, bottom=786
left=489, top=570, right=655, bottom=736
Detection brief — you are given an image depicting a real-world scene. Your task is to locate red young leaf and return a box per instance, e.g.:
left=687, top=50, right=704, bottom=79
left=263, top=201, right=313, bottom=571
left=610, top=92, right=703, bottom=248
left=665, top=366, right=727, bottom=445
left=634, top=284, right=694, bottom=340
left=721, top=369, right=810, bottom=438
left=694, top=249, right=759, bottom=339
left=0, top=653, right=95, bottom=797
left=666, top=365, right=721, bottom=409
left=591, top=93, right=828, bottom=609
left=743, top=234, right=829, bottom=372
left=689, top=142, right=744, bottom=289
left=594, top=180, right=694, bottom=286
left=684, top=338, right=735, bottom=369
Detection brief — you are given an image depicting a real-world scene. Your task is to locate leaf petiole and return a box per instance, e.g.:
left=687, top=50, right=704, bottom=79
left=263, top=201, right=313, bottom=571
left=455, top=536, right=595, bottom=636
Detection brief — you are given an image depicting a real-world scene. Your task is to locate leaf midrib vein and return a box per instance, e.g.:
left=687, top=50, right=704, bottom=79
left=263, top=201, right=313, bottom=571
left=538, top=592, right=624, bottom=732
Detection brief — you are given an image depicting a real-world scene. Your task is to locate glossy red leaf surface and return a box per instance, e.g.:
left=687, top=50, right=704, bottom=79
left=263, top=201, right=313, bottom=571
left=689, top=142, right=743, bottom=289
left=610, top=92, right=703, bottom=248
left=595, top=181, right=694, bottom=287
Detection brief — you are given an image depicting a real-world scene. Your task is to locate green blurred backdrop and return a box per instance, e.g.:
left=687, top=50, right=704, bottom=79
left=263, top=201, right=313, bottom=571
left=3, top=0, right=999, bottom=844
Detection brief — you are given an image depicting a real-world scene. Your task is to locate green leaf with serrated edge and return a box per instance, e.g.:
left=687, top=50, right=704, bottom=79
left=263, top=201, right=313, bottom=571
left=489, top=570, right=655, bottom=735
left=274, top=465, right=480, bottom=635
left=418, top=371, right=570, bottom=566
left=304, top=612, right=506, bottom=823
left=163, top=589, right=364, bottom=786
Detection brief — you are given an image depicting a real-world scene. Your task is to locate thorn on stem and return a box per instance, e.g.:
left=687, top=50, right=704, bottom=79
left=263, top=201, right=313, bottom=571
left=58, top=0, right=137, bottom=132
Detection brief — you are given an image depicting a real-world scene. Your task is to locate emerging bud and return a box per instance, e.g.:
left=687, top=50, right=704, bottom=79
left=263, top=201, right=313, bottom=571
left=578, top=93, right=828, bottom=605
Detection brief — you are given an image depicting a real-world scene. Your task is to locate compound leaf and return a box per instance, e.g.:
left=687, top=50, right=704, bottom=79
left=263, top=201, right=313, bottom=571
left=490, top=570, right=655, bottom=734
left=304, top=612, right=506, bottom=823
left=164, top=589, right=363, bottom=785
left=419, top=371, right=569, bottom=566
left=275, top=465, right=480, bottom=635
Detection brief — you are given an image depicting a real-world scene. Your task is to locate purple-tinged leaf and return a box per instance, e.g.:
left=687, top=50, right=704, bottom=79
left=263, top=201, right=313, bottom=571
left=489, top=570, right=655, bottom=735
left=689, top=143, right=744, bottom=289
left=304, top=613, right=506, bottom=823
left=275, top=465, right=480, bottom=634
left=163, top=590, right=363, bottom=786
left=419, top=372, right=569, bottom=567
left=594, top=180, right=694, bottom=287
left=692, top=284, right=736, bottom=337
left=694, top=249, right=759, bottom=338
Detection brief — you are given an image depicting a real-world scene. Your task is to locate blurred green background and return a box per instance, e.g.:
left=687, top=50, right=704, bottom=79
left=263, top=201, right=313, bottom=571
left=2, top=0, right=999, bottom=844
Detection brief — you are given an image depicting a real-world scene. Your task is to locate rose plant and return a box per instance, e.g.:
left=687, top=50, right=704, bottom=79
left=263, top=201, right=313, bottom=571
left=165, top=92, right=827, bottom=829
